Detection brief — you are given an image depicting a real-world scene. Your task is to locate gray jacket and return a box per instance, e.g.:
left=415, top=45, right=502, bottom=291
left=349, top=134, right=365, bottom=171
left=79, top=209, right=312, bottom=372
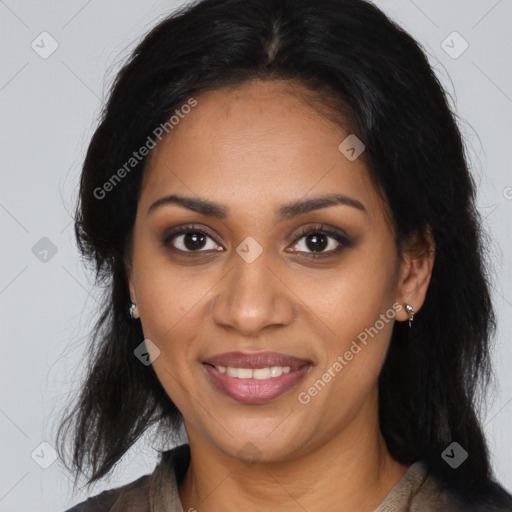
left=65, top=444, right=512, bottom=512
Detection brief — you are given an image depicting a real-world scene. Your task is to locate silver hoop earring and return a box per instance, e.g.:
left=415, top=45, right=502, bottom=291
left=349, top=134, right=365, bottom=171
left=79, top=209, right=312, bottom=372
left=129, top=299, right=140, bottom=320
left=404, top=304, right=414, bottom=328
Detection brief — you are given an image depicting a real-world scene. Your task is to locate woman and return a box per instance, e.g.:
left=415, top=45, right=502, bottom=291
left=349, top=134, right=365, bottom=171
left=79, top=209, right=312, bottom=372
left=58, top=0, right=512, bottom=510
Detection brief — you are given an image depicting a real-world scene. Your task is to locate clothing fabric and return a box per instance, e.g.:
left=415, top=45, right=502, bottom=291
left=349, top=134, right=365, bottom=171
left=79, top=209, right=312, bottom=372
left=65, top=443, right=512, bottom=511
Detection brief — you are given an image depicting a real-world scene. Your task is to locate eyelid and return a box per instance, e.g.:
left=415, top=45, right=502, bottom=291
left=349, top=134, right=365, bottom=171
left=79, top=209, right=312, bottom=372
left=291, top=224, right=350, bottom=243
left=162, top=222, right=352, bottom=258
left=287, top=224, right=352, bottom=256
left=162, top=223, right=223, bottom=250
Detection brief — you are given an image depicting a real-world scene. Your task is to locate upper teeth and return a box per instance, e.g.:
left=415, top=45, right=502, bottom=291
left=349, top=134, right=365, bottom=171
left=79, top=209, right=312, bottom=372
left=217, top=366, right=291, bottom=379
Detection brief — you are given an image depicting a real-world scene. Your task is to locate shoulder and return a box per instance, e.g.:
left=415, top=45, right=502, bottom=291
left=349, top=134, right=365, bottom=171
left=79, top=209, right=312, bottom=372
left=412, top=462, right=512, bottom=512
left=64, top=444, right=191, bottom=512
left=63, top=473, right=150, bottom=512
left=66, top=475, right=151, bottom=512
left=377, top=460, right=512, bottom=512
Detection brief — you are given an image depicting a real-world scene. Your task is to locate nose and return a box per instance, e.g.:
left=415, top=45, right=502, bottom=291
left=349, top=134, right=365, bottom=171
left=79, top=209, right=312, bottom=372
left=210, top=249, right=296, bottom=336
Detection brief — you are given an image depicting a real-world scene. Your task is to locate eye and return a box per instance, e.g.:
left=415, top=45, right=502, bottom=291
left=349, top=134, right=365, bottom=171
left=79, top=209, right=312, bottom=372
left=287, top=225, right=351, bottom=257
left=162, top=223, right=351, bottom=257
left=162, top=225, right=223, bottom=253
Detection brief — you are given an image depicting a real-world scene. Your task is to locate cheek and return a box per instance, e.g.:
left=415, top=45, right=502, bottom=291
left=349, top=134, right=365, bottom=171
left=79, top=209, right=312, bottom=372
left=150, top=360, right=202, bottom=429
left=302, top=245, right=398, bottom=385
left=133, top=247, right=214, bottom=341
left=306, top=305, right=394, bottom=428
left=299, top=251, right=397, bottom=339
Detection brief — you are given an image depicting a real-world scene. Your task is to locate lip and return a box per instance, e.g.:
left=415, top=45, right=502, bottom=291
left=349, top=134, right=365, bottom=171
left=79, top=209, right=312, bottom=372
left=204, top=351, right=310, bottom=370
left=203, top=351, right=311, bottom=404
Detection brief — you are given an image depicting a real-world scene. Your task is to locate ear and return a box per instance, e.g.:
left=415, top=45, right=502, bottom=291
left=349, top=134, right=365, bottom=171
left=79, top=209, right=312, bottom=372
left=125, top=253, right=137, bottom=303
left=127, top=269, right=136, bottom=302
left=394, top=226, right=435, bottom=323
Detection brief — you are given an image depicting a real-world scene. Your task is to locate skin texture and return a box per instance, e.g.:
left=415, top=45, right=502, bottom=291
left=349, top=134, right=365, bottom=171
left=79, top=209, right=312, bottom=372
left=127, top=79, right=435, bottom=511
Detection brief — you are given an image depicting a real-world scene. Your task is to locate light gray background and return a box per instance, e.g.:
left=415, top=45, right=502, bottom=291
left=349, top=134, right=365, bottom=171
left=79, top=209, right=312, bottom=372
left=0, top=0, right=511, bottom=510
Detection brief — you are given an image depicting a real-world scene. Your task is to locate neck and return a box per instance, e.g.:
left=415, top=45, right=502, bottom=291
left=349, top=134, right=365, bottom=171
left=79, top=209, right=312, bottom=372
left=178, top=391, right=409, bottom=512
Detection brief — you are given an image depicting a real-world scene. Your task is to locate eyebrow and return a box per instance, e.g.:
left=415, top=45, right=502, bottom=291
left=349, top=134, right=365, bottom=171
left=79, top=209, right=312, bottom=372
left=147, top=192, right=367, bottom=219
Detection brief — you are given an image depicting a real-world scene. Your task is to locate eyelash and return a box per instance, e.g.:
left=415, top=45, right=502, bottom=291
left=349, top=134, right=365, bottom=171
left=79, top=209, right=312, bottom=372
left=162, top=223, right=351, bottom=258
left=291, top=225, right=351, bottom=257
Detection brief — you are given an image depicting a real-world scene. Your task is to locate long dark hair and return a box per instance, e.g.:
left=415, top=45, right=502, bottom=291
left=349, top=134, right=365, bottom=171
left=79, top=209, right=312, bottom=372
left=56, top=0, right=511, bottom=506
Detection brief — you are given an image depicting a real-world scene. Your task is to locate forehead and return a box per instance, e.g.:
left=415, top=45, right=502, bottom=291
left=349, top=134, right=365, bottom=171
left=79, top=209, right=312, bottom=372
left=140, top=80, right=385, bottom=224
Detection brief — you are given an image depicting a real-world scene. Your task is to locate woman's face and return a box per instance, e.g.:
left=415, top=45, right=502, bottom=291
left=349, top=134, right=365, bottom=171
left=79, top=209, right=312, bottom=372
left=128, top=79, right=420, bottom=463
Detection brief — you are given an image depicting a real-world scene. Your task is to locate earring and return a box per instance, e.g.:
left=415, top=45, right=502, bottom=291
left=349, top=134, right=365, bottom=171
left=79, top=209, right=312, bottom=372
left=404, top=304, right=414, bottom=328
left=129, top=299, right=140, bottom=319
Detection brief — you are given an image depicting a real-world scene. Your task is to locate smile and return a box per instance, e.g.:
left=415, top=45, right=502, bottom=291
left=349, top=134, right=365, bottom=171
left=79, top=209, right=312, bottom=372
left=202, top=351, right=311, bottom=404
left=213, top=365, right=291, bottom=379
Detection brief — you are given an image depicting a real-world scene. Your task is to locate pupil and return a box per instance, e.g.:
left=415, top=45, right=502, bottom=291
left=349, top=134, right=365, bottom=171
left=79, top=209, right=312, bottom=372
left=184, top=232, right=206, bottom=250
left=182, top=232, right=328, bottom=252
left=306, top=234, right=327, bottom=252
